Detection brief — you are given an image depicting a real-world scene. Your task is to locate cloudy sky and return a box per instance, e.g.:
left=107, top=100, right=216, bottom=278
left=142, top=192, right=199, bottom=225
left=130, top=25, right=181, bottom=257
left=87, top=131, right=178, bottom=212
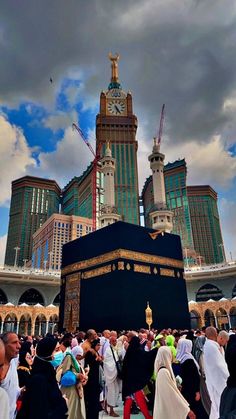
left=0, top=0, right=236, bottom=263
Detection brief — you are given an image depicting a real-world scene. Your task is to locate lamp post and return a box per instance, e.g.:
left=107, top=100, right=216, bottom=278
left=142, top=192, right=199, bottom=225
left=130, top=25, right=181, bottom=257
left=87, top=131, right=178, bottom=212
left=218, top=243, right=225, bottom=262
left=14, top=247, right=20, bottom=268
left=145, top=302, right=153, bottom=331
left=23, top=259, right=28, bottom=269
left=196, top=255, right=202, bottom=268
left=184, top=248, right=189, bottom=268
left=48, top=251, right=53, bottom=271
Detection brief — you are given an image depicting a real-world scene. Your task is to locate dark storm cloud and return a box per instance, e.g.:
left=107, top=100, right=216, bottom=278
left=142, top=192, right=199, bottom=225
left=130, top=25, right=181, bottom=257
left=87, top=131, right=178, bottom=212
left=0, top=0, right=236, bottom=143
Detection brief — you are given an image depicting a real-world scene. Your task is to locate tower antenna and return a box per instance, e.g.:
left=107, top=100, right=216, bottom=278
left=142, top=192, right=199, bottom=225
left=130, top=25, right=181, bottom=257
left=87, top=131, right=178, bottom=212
left=157, top=104, right=165, bottom=145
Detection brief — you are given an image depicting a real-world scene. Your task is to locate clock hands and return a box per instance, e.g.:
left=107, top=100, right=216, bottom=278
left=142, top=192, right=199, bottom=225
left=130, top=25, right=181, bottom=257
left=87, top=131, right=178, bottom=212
left=115, top=105, right=121, bottom=114
left=108, top=101, right=124, bottom=114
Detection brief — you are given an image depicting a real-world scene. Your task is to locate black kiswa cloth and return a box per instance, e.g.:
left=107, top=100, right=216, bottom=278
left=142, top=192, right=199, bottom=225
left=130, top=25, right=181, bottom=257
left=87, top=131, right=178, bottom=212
left=122, top=336, right=157, bottom=399
left=61, top=221, right=183, bottom=268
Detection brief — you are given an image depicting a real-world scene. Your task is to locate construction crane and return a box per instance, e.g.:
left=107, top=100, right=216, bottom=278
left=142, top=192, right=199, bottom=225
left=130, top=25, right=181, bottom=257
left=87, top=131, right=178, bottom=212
left=72, top=123, right=101, bottom=231
left=157, top=104, right=165, bottom=145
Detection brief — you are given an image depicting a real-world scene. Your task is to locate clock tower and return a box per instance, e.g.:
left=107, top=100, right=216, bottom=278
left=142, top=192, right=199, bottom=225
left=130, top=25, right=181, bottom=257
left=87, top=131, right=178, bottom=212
left=96, top=54, right=140, bottom=225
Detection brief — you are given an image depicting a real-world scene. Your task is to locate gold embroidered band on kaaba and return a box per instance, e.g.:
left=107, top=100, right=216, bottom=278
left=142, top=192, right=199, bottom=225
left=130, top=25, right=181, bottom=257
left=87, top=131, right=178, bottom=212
left=61, top=248, right=184, bottom=276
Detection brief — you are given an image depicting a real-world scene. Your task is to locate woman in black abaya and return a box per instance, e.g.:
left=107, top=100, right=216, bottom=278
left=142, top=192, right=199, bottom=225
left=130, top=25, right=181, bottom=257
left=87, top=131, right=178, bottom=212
left=122, top=335, right=157, bottom=419
left=220, top=334, right=236, bottom=418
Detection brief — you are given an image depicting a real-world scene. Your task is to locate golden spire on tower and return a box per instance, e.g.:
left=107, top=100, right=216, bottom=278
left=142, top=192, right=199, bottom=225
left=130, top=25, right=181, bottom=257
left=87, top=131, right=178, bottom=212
left=108, top=52, right=120, bottom=83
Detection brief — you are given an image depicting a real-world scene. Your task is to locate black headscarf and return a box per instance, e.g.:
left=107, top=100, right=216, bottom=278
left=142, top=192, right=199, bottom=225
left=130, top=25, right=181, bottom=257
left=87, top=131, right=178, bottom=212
left=122, top=336, right=157, bottom=398
left=91, top=338, right=100, bottom=349
left=32, top=338, right=58, bottom=383
left=19, top=341, right=32, bottom=368
left=186, top=330, right=195, bottom=342
left=226, top=334, right=236, bottom=351
left=193, top=335, right=206, bottom=364
left=36, top=337, right=57, bottom=359
left=225, top=335, right=236, bottom=387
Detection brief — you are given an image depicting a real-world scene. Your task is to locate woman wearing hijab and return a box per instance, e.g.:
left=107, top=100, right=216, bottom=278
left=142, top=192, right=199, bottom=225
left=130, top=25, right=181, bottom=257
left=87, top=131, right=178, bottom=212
left=59, top=345, right=87, bottom=419
left=84, top=338, right=102, bottom=419
left=176, top=339, right=207, bottom=419
left=20, top=336, right=68, bottom=419
left=122, top=335, right=157, bottom=419
left=220, top=334, right=236, bottom=418
left=193, top=335, right=211, bottom=416
left=153, top=346, right=195, bottom=419
left=17, top=342, right=33, bottom=388
left=166, top=335, right=177, bottom=359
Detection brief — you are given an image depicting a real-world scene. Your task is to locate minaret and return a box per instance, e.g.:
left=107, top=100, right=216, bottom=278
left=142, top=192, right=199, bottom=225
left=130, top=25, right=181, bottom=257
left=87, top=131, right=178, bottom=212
left=99, top=141, right=121, bottom=228
left=148, top=138, right=173, bottom=232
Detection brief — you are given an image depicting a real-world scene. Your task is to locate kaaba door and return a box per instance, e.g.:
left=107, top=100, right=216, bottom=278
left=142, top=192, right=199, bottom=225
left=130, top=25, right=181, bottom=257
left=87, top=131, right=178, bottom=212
left=63, top=273, right=81, bottom=332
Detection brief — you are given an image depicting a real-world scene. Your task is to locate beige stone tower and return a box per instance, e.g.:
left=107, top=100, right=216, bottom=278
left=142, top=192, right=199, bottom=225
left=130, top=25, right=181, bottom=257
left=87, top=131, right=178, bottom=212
left=99, top=141, right=121, bottom=228
left=148, top=138, right=173, bottom=232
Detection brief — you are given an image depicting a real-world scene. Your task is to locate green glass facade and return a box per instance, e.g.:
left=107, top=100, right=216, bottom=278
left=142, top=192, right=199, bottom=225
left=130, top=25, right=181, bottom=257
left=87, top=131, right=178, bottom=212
left=110, top=142, right=139, bottom=225
left=187, top=186, right=225, bottom=264
left=62, top=164, right=93, bottom=220
left=164, top=160, right=193, bottom=249
left=142, top=161, right=226, bottom=265
left=5, top=176, right=61, bottom=266
left=61, top=177, right=80, bottom=216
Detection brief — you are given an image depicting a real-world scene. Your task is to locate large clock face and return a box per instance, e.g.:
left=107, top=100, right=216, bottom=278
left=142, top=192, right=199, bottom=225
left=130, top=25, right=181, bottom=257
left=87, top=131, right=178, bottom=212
left=107, top=100, right=126, bottom=115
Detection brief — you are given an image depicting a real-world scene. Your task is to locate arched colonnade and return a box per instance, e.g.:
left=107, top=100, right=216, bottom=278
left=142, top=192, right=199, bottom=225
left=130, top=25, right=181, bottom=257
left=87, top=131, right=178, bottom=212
left=0, top=306, right=59, bottom=336
left=189, top=300, right=236, bottom=330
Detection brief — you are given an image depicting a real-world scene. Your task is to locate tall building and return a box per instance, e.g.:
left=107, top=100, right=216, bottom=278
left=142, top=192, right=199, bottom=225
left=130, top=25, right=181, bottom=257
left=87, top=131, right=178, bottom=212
left=148, top=138, right=173, bottom=232
left=164, top=159, right=193, bottom=249
left=62, top=165, right=93, bottom=219
left=96, top=54, right=140, bottom=224
left=187, top=185, right=225, bottom=264
left=142, top=159, right=194, bottom=249
left=5, top=176, right=61, bottom=267
left=32, top=213, right=93, bottom=270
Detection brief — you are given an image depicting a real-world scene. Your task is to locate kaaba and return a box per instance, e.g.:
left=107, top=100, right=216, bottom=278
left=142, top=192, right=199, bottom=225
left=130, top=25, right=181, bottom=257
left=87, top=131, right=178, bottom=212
left=59, top=221, right=190, bottom=331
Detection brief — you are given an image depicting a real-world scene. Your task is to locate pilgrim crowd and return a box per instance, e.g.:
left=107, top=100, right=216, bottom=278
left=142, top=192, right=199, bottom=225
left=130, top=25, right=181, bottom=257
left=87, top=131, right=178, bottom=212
left=0, top=326, right=235, bottom=419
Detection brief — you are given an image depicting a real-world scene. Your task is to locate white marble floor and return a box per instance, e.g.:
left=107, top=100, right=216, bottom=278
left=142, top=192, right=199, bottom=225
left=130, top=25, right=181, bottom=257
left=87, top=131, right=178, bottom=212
left=99, top=398, right=145, bottom=418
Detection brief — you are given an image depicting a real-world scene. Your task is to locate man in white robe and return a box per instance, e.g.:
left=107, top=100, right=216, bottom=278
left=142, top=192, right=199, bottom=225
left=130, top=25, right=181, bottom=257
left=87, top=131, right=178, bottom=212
left=203, top=326, right=229, bottom=419
left=0, top=333, right=21, bottom=419
left=103, top=331, right=120, bottom=417
left=217, top=330, right=229, bottom=355
left=0, top=339, right=10, bottom=419
left=99, top=330, right=111, bottom=358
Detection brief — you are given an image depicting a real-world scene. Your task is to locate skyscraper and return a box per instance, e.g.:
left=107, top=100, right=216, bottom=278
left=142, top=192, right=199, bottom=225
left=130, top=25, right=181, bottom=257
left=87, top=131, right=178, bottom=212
left=5, top=176, right=61, bottom=267
left=96, top=54, right=140, bottom=224
left=62, top=165, right=93, bottom=219
left=164, top=159, right=194, bottom=249
left=187, top=185, right=225, bottom=264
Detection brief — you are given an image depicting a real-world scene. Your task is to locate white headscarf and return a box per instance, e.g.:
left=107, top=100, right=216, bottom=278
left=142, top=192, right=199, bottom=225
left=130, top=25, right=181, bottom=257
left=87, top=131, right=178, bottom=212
left=176, top=338, right=199, bottom=371
left=154, top=346, right=175, bottom=381
left=71, top=345, right=84, bottom=358
left=153, top=347, right=190, bottom=419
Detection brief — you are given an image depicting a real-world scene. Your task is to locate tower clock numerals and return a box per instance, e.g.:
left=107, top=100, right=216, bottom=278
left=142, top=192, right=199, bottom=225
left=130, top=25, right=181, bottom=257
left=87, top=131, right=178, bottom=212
left=107, top=100, right=125, bottom=115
